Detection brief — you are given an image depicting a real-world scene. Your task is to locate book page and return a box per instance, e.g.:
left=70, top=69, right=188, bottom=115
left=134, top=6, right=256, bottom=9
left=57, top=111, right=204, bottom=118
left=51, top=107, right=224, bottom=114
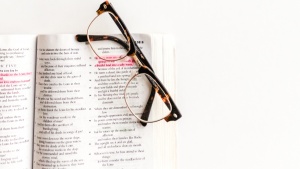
left=33, top=34, right=153, bottom=169
left=0, top=35, right=36, bottom=169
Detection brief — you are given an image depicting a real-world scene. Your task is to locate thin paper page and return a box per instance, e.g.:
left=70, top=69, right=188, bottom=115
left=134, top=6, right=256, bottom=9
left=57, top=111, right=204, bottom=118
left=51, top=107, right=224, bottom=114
left=33, top=34, right=153, bottom=169
left=0, top=35, right=36, bottom=169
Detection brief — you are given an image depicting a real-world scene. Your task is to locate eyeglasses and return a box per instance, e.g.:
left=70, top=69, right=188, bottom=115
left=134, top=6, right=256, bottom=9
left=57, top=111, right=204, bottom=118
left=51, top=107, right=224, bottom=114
left=76, top=1, right=181, bottom=125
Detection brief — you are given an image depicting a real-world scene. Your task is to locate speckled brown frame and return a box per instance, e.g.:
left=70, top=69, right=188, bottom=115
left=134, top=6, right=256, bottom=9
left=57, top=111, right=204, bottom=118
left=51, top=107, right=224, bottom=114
left=76, top=0, right=181, bottom=124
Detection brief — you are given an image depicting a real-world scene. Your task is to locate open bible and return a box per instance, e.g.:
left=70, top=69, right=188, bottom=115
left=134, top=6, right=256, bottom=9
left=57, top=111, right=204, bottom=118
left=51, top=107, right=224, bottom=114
left=0, top=34, right=178, bottom=169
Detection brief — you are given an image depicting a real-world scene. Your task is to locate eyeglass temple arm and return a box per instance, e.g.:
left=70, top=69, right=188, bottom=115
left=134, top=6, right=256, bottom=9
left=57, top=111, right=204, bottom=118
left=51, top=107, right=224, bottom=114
left=75, top=34, right=156, bottom=126
left=108, top=13, right=128, bottom=40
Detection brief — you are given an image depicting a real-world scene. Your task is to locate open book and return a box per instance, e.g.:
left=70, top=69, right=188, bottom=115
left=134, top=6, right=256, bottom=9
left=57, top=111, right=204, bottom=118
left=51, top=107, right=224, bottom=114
left=0, top=34, right=178, bottom=169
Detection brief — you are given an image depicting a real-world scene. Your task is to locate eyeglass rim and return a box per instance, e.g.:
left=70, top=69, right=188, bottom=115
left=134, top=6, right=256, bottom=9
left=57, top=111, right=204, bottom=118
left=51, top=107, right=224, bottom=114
left=86, top=13, right=129, bottom=62
left=124, top=71, right=173, bottom=123
left=89, top=1, right=155, bottom=71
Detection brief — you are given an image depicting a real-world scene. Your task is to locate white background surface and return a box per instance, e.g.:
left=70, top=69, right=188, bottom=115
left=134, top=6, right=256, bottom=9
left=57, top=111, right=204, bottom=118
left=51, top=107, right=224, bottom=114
left=1, top=0, right=300, bottom=168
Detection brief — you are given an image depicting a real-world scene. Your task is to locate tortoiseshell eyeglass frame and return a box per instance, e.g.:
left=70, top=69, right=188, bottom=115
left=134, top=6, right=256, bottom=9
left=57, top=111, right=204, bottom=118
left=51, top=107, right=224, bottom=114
left=76, top=0, right=181, bottom=125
